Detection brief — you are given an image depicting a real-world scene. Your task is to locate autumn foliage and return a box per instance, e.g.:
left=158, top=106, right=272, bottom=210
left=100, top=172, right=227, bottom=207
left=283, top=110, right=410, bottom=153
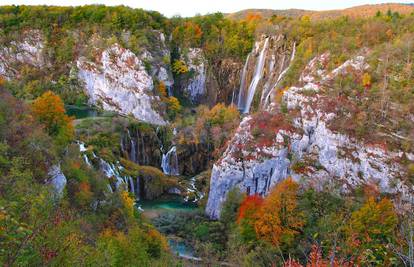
left=32, top=91, right=74, bottom=144
left=345, top=197, right=398, bottom=263
left=237, top=194, right=263, bottom=224
left=283, top=244, right=354, bottom=267
left=254, top=178, right=304, bottom=246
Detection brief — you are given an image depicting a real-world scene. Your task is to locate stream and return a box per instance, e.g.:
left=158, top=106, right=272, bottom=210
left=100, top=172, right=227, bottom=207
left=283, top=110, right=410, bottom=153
left=136, top=195, right=200, bottom=260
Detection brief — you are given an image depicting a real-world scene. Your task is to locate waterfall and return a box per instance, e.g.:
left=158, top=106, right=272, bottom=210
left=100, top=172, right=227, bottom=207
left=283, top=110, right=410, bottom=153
left=167, top=85, right=173, bottom=97
left=237, top=53, right=251, bottom=110
left=128, top=176, right=135, bottom=195
left=239, top=37, right=269, bottom=114
left=262, top=42, right=296, bottom=109
left=161, top=146, right=179, bottom=176
left=127, top=130, right=137, bottom=163
left=78, top=140, right=141, bottom=198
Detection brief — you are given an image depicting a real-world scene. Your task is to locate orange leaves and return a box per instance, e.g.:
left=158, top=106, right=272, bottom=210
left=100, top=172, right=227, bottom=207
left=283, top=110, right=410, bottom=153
left=172, top=21, right=203, bottom=47
left=237, top=194, right=263, bottom=224
left=254, top=178, right=304, bottom=246
left=236, top=178, right=304, bottom=247
left=32, top=91, right=74, bottom=143
left=283, top=244, right=355, bottom=267
left=157, top=81, right=167, bottom=97
left=245, top=12, right=262, bottom=24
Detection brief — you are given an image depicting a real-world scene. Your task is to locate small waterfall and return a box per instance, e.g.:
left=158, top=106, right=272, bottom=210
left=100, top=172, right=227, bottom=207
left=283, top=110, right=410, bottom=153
left=239, top=37, right=270, bottom=114
left=237, top=53, right=251, bottom=110
left=161, top=146, right=179, bottom=176
left=78, top=140, right=142, bottom=198
left=167, top=85, right=173, bottom=97
left=128, top=176, right=135, bottom=195
left=127, top=130, right=137, bottom=163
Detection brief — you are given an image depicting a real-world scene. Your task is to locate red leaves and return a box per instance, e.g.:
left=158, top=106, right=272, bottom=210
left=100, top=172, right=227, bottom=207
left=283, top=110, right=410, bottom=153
left=237, top=194, right=263, bottom=224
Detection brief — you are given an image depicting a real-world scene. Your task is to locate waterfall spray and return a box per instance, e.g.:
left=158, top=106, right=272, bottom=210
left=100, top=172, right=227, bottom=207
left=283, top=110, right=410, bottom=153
left=161, top=146, right=179, bottom=176
left=239, top=37, right=269, bottom=114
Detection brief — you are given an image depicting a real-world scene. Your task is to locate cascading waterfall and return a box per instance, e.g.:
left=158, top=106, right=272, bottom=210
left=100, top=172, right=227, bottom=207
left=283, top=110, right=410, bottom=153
left=78, top=141, right=142, bottom=199
left=161, top=146, right=179, bottom=176
left=262, top=42, right=296, bottom=108
left=238, top=37, right=269, bottom=114
left=237, top=53, right=251, bottom=110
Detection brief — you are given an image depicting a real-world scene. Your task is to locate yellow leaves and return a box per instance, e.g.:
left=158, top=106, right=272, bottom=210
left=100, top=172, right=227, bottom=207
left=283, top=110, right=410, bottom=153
left=346, top=197, right=398, bottom=251
left=120, top=191, right=134, bottom=217
left=254, top=178, right=304, bottom=246
left=157, top=81, right=167, bottom=97
left=172, top=59, right=189, bottom=74
left=32, top=90, right=74, bottom=142
left=166, top=96, right=182, bottom=114
left=362, top=72, right=372, bottom=89
left=147, top=228, right=169, bottom=251
left=206, top=103, right=239, bottom=126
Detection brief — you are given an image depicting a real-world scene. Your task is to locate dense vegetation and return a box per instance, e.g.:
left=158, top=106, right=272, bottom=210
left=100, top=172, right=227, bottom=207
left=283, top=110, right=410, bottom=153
left=1, top=4, right=414, bottom=267
left=0, top=89, right=172, bottom=266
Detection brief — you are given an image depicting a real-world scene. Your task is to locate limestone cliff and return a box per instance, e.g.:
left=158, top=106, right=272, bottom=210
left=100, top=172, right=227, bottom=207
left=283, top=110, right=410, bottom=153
left=206, top=50, right=413, bottom=219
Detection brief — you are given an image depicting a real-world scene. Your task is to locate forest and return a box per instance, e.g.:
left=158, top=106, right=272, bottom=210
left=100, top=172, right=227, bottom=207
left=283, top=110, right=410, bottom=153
left=0, top=4, right=414, bottom=267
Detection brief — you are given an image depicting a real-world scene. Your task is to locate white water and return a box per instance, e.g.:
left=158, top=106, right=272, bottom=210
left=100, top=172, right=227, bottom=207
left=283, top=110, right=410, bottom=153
left=127, top=130, right=137, bottom=163
left=77, top=140, right=146, bottom=199
left=161, top=146, right=179, bottom=176
left=240, top=38, right=269, bottom=114
left=237, top=53, right=251, bottom=110
left=128, top=176, right=135, bottom=195
left=263, top=42, right=296, bottom=108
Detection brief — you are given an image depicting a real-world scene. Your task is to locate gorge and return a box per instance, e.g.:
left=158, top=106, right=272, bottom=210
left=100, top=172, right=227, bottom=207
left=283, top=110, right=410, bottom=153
left=1, top=3, right=414, bottom=266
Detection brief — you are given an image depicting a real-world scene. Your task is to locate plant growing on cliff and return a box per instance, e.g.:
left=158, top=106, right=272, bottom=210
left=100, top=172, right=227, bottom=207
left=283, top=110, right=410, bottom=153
left=166, top=96, right=182, bottom=120
left=172, top=59, right=189, bottom=74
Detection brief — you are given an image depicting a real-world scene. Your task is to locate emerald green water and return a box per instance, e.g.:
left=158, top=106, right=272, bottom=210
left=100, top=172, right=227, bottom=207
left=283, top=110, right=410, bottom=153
left=65, top=105, right=99, bottom=119
left=137, top=195, right=199, bottom=259
left=138, top=195, right=197, bottom=212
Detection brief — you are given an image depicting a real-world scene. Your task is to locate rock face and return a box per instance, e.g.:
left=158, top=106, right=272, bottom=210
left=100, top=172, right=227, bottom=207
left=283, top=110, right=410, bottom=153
left=180, top=48, right=207, bottom=103
left=0, top=30, right=46, bottom=79
left=120, top=125, right=165, bottom=167
left=177, top=47, right=244, bottom=106
left=0, top=30, right=172, bottom=126
left=206, top=51, right=413, bottom=219
left=48, top=165, right=67, bottom=196
left=77, top=44, right=166, bottom=125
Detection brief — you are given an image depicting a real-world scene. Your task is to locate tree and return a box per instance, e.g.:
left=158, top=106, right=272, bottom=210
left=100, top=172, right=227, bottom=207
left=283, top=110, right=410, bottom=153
left=172, top=60, right=189, bottom=74
left=32, top=91, right=74, bottom=145
left=346, top=197, right=398, bottom=265
left=237, top=194, right=263, bottom=243
left=220, top=187, right=244, bottom=229
left=254, top=178, right=304, bottom=247
left=166, top=96, right=181, bottom=120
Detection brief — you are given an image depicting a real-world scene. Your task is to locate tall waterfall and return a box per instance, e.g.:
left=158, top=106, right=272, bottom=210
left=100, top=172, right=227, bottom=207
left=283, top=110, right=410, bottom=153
left=238, top=37, right=269, bottom=114
left=262, top=42, right=296, bottom=109
left=161, top=146, right=179, bottom=176
left=237, top=54, right=251, bottom=108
